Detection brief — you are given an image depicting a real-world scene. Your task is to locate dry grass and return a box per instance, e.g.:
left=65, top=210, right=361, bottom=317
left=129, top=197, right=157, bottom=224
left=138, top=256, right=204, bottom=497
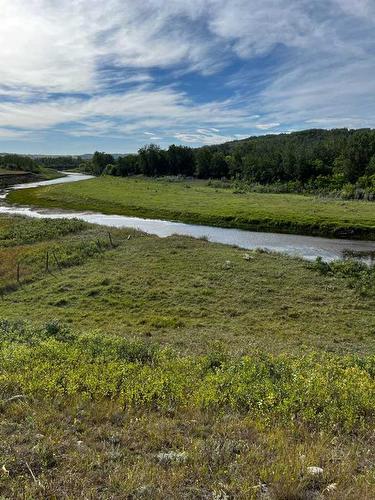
left=1, top=400, right=374, bottom=499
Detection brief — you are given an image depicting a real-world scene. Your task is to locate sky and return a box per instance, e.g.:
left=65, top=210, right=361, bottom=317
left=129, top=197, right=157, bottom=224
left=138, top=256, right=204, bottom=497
left=0, top=0, right=374, bottom=155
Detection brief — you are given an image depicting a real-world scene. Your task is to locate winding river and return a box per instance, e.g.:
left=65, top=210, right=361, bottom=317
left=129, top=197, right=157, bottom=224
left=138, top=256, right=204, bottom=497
left=1, top=172, right=375, bottom=262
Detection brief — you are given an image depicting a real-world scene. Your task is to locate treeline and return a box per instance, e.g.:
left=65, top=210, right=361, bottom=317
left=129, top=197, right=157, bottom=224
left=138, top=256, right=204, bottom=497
left=0, top=154, right=82, bottom=175
left=0, top=154, right=40, bottom=172
left=37, top=156, right=82, bottom=171
left=84, top=128, right=375, bottom=198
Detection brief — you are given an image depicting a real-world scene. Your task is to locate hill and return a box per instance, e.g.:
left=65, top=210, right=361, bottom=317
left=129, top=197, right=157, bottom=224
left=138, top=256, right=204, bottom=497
left=81, top=129, right=375, bottom=200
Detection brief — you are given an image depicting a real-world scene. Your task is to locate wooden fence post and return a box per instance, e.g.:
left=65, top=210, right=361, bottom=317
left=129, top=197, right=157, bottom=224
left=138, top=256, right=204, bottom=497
left=108, top=231, right=114, bottom=248
left=52, top=251, right=62, bottom=270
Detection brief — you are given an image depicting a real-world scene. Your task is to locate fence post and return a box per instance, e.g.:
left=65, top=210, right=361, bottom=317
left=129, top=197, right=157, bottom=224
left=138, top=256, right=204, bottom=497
left=52, top=251, right=62, bottom=270
left=108, top=231, right=114, bottom=248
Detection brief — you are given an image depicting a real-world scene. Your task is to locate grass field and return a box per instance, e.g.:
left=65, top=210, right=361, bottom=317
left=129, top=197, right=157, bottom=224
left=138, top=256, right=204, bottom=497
left=0, top=215, right=374, bottom=498
left=8, top=176, right=375, bottom=239
left=1, top=215, right=374, bottom=355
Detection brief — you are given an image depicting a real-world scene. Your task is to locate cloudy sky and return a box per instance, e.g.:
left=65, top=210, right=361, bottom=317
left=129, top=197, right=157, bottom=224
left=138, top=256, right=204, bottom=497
left=0, top=0, right=374, bottom=154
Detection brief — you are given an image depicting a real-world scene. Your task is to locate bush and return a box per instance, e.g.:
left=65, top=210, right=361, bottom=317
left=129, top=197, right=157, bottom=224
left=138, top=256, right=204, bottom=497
left=312, top=258, right=375, bottom=297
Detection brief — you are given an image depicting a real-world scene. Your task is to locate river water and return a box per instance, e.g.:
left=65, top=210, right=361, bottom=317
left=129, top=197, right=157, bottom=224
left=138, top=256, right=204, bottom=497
left=1, top=172, right=375, bottom=262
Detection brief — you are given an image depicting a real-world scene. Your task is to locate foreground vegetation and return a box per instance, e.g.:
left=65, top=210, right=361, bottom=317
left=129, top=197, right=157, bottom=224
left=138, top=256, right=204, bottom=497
left=0, top=321, right=374, bottom=498
left=1, top=215, right=374, bottom=497
left=9, top=175, right=375, bottom=239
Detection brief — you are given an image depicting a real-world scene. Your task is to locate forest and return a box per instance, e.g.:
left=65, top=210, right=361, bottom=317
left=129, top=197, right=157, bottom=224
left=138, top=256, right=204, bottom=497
left=0, top=154, right=82, bottom=173
left=83, top=128, right=375, bottom=199
left=0, top=154, right=40, bottom=173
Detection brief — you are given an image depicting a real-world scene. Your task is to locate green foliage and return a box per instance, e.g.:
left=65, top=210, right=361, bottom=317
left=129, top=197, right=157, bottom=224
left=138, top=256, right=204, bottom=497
left=36, top=155, right=82, bottom=171
left=313, top=257, right=375, bottom=297
left=89, top=151, right=115, bottom=175
left=82, top=128, right=375, bottom=188
left=0, top=154, right=39, bottom=172
left=0, top=321, right=374, bottom=433
left=0, top=218, right=87, bottom=246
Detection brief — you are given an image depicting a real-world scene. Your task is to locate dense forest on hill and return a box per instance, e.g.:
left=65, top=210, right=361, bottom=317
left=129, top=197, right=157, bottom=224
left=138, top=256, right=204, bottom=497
left=84, top=128, right=375, bottom=199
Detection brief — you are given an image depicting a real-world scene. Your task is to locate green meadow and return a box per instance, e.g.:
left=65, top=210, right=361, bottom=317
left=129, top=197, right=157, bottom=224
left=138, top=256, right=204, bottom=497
left=1, top=215, right=374, bottom=355
left=8, top=175, right=375, bottom=239
left=0, top=215, right=374, bottom=498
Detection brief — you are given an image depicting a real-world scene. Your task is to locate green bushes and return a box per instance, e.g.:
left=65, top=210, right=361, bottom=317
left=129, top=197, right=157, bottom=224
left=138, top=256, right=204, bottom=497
left=0, top=321, right=374, bottom=433
left=0, top=218, right=88, bottom=246
left=313, top=257, right=375, bottom=296
left=208, top=175, right=375, bottom=200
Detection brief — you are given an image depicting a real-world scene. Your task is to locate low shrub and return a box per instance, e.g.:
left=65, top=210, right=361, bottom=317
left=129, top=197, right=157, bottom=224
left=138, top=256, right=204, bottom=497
left=0, top=218, right=87, bottom=246
left=0, top=321, right=373, bottom=433
left=313, top=257, right=375, bottom=297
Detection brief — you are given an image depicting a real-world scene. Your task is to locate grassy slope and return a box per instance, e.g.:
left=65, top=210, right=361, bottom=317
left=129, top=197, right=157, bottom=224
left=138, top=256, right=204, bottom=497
left=0, top=216, right=374, bottom=355
left=0, top=168, right=28, bottom=175
left=8, top=176, right=375, bottom=239
left=0, top=167, right=63, bottom=189
left=37, top=166, right=65, bottom=180
left=0, top=216, right=374, bottom=498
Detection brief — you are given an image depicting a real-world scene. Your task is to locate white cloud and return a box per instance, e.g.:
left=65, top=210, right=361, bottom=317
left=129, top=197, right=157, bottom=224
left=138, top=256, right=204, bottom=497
left=0, top=0, right=374, bottom=150
left=255, top=123, right=280, bottom=130
left=0, top=128, right=31, bottom=139
left=0, top=86, right=258, bottom=135
left=174, top=129, right=239, bottom=145
left=2, top=0, right=373, bottom=95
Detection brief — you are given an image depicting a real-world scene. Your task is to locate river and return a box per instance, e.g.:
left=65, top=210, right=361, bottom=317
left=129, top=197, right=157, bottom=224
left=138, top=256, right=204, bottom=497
left=1, top=172, right=375, bottom=262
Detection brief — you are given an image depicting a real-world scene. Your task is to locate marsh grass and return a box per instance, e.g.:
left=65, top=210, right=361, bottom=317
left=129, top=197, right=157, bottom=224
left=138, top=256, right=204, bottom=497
left=313, top=257, right=375, bottom=297
left=0, top=216, right=138, bottom=294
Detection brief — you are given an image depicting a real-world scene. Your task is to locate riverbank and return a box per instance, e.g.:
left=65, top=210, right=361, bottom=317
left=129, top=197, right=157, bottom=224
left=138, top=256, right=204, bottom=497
left=8, top=176, right=375, bottom=240
left=0, top=167, right=63, bottom=189
left=2, top=179, right=375, bottom=497
left=1, top=214, right=374, bottom=355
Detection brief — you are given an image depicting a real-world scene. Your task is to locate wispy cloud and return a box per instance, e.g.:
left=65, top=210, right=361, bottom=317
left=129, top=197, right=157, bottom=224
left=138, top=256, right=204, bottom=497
left=255, top=123, right=280, bottom=130
left=0, top=1, right=374, bottom=152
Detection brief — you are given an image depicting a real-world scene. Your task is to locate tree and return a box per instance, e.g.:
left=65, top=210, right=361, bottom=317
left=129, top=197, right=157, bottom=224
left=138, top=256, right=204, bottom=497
left=210, top=151, right=229, bottom=178
left=116, top=154, right=140, bottom=176
left=366, top=154, right=375, bottom=176
left=138, top=144, right=168, bottom=176
left=92, top=151, right=115, bottom=175
left=167, top=145, right=195, bottom=176
left=195, top=147, right=213, bottom=178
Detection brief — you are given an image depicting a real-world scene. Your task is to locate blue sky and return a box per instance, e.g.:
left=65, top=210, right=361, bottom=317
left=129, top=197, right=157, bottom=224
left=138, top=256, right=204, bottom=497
left=0, top=0, right=375, bottom=154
